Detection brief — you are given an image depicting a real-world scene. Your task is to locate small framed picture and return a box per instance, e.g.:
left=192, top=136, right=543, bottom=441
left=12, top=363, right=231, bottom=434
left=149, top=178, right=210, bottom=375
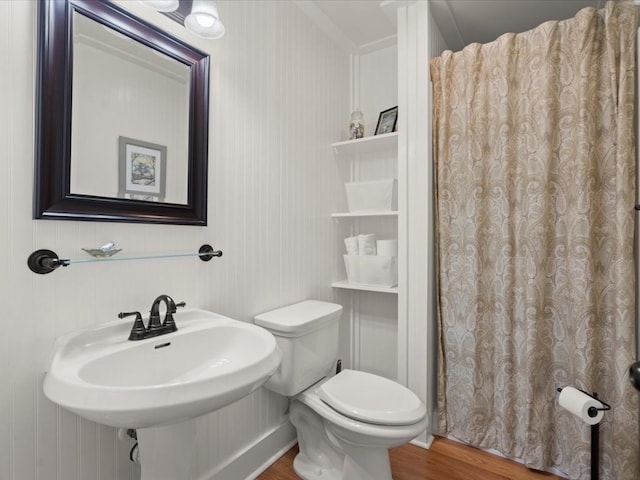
left=118, top=136, right=167, bottom=201
left=375, top=106, right=398, bottom=135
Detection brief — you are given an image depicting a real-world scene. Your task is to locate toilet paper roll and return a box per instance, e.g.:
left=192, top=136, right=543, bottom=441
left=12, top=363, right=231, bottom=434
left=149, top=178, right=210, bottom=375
left=558, top=386, right=604, bottom=425
left=376, top=239, right=398, bottom=257
left=344, top=236, right=358, bottom=255
left=357, top=234, right=377, bottom=255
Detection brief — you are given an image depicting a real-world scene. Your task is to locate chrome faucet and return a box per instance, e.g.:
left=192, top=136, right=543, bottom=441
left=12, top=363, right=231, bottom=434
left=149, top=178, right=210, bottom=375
left=119, top=295, right=185, bottom=341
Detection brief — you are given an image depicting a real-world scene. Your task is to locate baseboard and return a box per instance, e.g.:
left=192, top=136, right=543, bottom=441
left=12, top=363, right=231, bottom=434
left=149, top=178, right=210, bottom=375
left=197, top=421, right=297, bottom=480
left=244, top=429, right=297, bottom=480
left=410, top=433, right=434, bottom=450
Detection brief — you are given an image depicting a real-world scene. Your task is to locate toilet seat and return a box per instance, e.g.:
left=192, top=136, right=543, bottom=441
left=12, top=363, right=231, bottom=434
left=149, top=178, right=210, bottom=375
left=296, top=380, right=428, bottom=447
left=318, top=370, right=425, bottom=426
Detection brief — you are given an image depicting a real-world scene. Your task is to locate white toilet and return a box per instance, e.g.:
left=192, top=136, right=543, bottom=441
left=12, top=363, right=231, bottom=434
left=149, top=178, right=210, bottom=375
left=255, top=300, right=427, bottom=480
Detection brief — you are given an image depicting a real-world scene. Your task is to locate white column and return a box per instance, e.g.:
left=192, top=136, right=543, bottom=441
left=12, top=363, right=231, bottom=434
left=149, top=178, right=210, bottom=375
left=395, top=0, right=435, bottom=448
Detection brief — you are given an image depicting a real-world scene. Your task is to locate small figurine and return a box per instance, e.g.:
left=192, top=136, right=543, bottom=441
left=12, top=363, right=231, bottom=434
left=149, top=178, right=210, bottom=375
left=349, top=109, right=364, bottom=140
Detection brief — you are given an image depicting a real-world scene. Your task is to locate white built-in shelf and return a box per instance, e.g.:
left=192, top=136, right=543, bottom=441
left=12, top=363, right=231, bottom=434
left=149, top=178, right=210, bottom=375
left=332, top=280, right=399, bottom=294
left=331, top=210, right=398, bottom=218
left=331, top=132, right=399, bottom=296
left=331, top=132, right=398, bottom=156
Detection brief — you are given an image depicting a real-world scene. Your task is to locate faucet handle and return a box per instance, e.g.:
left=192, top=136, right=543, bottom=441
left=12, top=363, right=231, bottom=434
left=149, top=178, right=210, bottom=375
left=162, top=300, right=185, bottom=333
left=119, top=311, right=146, bottom=341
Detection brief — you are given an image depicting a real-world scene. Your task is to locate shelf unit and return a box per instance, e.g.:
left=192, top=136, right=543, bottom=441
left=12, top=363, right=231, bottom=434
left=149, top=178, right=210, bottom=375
left=331, top=132, right=398, bottom=155
left=331, top=210, right=398, bottom=218
left=331, top=132, right=398, bottom=294
left=323, top=3, right=433, bottom=445
left=331, top=280, right=398, bottom=294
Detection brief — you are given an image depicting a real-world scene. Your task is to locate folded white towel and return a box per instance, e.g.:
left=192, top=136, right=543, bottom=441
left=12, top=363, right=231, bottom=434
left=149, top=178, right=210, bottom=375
left=344, top=236, right=358, bottom=255
left=376, top=239, right=398, bottom=257
left=357, top=233, right=377, bottom=255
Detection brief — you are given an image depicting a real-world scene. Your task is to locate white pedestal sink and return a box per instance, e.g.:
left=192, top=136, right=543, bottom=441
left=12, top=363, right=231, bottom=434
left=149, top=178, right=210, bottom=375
left=43, top=309, right=281, bottom=479
left=137, top=419, right=198, bottom=480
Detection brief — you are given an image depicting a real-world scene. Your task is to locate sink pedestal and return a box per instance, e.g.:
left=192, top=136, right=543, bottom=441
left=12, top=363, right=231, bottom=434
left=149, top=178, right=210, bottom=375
left=137, top=418, right=197, bottom=480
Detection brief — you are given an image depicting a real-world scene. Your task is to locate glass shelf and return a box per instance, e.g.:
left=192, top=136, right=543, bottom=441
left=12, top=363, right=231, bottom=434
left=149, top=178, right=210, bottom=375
left=331, top=132, right=398, bottom=156
left=331, top=210, right=398, bottom=218
left=331, top=280, right=398, bottom=294
left=27, top=244, right=222, bottom=274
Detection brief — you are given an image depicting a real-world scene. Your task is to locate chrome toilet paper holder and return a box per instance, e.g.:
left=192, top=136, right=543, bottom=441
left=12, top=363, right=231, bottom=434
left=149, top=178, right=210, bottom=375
left=556, top=387, right=610, bottom=480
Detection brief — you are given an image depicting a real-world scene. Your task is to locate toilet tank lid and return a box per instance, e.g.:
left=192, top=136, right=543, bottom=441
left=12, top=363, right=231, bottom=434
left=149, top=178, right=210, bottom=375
left=254, top=300, right=342, bottom=335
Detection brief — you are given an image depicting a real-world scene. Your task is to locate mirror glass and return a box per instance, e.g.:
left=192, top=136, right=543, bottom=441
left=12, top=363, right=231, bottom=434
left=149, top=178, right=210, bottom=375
left=71, top=12, right=190, bottom=204
left=35, top=0, right=210, bottom=225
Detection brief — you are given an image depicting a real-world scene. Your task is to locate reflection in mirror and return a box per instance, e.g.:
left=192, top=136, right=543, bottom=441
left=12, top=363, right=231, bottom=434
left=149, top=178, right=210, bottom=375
left=71, top=12, right=190, bottom=204
left=35, top=0, right=210, bottom=225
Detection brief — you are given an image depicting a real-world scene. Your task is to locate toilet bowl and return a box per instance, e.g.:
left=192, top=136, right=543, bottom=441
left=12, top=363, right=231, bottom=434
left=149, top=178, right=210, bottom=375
left=292, top=371, right=427, bottom=480
left=255, top=300, right=427, bottom=480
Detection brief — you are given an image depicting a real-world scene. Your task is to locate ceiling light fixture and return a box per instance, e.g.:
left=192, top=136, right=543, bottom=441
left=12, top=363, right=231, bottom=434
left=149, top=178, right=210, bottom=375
left=138, top=0, right=179, bottom=13
left=184, top=0, right=225, bottom=39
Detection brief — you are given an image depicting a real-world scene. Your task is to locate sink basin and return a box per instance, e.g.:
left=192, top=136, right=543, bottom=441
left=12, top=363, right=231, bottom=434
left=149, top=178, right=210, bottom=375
left=43, top=309, right=281, bottom=428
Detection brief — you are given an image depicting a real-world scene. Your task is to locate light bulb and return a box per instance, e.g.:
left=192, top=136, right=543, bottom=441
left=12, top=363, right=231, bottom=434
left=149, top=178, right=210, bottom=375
left=185, top=0, right=225, bottom=39
left=196, top=14, right=215, bottom=28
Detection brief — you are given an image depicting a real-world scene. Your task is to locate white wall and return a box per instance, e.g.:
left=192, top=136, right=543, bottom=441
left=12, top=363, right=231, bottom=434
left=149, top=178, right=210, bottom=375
left=0, top=1, right=349, bottom=479
left=358, top=45, right=398, bottom=139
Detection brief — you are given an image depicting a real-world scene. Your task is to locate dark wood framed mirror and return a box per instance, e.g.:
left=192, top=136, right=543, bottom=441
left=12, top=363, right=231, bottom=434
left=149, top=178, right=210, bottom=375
left=35, top=0, right=209, bottom=225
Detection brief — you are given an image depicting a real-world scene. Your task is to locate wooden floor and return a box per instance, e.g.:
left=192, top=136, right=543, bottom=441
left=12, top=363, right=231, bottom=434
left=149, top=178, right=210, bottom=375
left=257, top=436, right=565, bottom=480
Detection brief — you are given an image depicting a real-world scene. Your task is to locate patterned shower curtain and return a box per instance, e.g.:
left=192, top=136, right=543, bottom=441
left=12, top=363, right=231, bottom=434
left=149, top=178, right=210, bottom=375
left=430, top=2, right=638, bottom=478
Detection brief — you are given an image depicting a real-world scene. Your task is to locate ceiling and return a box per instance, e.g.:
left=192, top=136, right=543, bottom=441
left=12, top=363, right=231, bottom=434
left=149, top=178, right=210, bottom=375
left=307, top=0, right=602, bottom=53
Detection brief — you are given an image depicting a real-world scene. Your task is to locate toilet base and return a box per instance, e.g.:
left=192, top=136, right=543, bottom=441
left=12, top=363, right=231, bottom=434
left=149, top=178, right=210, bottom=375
left=293, top=452, right=342, bottom=480
left=290, top=400, right=344, bottom=480
left=292, top=447, right=391, bottom=480
left=290, top=399, right=397, bottom=480
left=340, top=443, right=392, bottom=480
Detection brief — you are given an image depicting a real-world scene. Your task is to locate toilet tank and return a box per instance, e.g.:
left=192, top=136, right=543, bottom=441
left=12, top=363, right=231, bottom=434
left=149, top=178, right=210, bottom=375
left=254, top=300, right=342, bottom=397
